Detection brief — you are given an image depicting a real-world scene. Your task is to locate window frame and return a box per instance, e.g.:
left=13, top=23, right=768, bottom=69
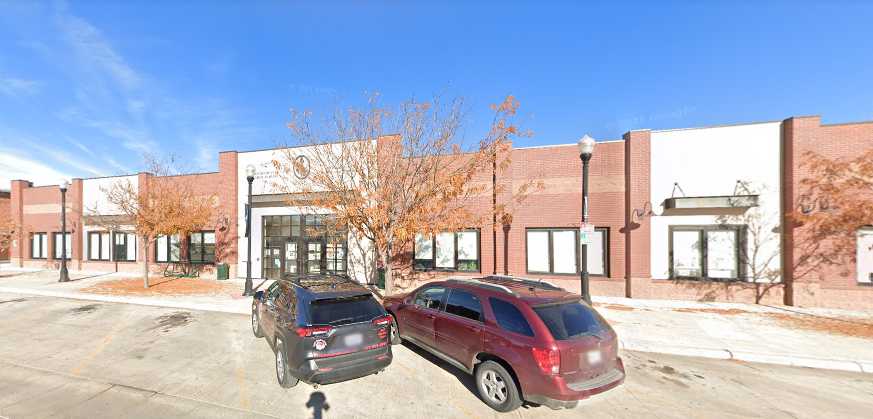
left=112, top=232, right=137, bottom=262
left=154, top=234, right=182, bottom=263
left=668, top=224, right=746, bottom=281
left=88, top=231, right=112, bottom=261
left=413, top=229, right=481, bottom=273
left=188, top=230, right=216, bottom=264
left=30, top=232, right=47, bottom=259
left=53, top=232, right=72, bottom=260
left=524, top=227, right=610, bottom=277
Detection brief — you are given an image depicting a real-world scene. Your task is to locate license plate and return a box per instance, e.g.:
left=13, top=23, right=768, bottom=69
left=344, top=333, right=363, bottom=346
left=586, top=349, right=602, bottom=365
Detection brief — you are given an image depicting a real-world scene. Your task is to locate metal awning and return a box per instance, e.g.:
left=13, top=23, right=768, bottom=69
left=661, top=194, right=758, bottom=216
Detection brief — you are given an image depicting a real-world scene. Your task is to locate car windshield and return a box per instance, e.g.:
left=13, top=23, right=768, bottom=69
left=533, top=300, right=608, bottom=340
left=309, top=295, right=383, bottom=326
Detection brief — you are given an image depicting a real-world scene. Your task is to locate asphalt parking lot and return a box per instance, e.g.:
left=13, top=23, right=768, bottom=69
left=1, top=292, right=871, bottom=419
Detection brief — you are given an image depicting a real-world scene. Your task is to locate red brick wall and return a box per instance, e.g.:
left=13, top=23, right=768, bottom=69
left=12, top=180, right=83, bottom=269
left=783, top=116, right=873, bottom=306
left=624, top=130, right=651, bottom=296
left=0, top=192, right=9, bottom=261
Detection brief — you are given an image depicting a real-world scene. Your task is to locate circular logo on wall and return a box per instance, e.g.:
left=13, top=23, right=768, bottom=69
left=293, top=155, right=310, bottom=179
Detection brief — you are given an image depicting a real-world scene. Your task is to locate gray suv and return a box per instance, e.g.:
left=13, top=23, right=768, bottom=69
left=251, top=274, right=393, bottom=388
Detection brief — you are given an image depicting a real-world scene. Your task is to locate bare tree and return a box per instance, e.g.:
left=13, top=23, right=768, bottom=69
left=273, top=95, right=540, bottom=294
left=715, top=183, right=781, bottom=303
left=95, top=157, right=218, bottom=288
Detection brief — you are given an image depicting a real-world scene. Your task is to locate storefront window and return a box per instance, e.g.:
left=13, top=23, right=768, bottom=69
left=670, top=226, right=743, bottom=280
left=31, top=233, right=47, bottom=259
left=414, top=230, right=480, bottom=272
left=189, top=231, right=216, bottom=263
left=155, top=235, right=181, bottom=263
left=53, top=232, right=72, bottom=260
left=526, top=228, right=610, bottom=276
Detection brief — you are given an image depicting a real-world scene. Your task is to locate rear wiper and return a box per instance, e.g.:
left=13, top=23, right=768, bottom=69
left=328, top=317, right=356, bottom=325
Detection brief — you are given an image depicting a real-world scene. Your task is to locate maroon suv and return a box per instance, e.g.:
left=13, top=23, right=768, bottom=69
left=383, top=275, right=624, bottom=412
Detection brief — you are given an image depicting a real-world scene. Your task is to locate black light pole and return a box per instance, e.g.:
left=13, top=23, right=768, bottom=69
left=243, top=164, right=256, bottom=296
left=58, top=180, right=70, bottom=283
left=578, top=135, right=596, bottom=304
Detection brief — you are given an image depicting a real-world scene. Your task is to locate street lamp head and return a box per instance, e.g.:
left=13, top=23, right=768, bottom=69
left=59, top=179, right=70, bottom=192
left=245, top=164, right=256, bottom=180
left=577, top=134, right=596, bottom=157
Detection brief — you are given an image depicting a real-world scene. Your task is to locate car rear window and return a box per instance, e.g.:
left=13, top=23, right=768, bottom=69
left=309, top=295, right=383, bottom=326
left=533, top=301, right=607, bottom=340
left=489, top=298, right=534, bottom=337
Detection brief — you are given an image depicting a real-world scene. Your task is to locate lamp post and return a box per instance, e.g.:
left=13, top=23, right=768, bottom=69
left=58, top=180, right=70, bottom=283
left=243, top=164, right=256, bottom=296
left=577, top=135, right=596, bottom=304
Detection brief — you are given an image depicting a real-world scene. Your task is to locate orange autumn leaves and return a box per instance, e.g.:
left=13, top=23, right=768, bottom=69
left=795, top=149, right=873, bottom=277
left=274, top=95, right=541, bottom=294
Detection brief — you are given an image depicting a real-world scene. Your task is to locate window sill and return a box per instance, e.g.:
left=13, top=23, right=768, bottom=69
left=413, top=268, right=481, bottom=274
left=526, top=271, right=608, bottom=277
left=664, top=277, right=745, bottom=283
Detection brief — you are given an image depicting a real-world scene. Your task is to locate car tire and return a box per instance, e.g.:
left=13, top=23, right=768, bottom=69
left=389, top=315, right=402, bottom=345
left=475, top=360, right=522, bottom=412
left=275, top=338, right=299, bottom=388
left=251, top=308, right=263, bottom=338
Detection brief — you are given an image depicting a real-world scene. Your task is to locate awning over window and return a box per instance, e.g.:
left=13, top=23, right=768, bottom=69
left=662, top=195, right=758, bottom=216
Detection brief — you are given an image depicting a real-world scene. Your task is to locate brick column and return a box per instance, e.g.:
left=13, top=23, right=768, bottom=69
left=10, top=180, right=30, bottom=266
left=623, top=130, right=651, bottom=298
left=218, top=151, right=239, bottom=277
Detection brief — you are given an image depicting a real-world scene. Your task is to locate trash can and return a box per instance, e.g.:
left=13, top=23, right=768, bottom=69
left=377, top=268, right=386, bottom=289
left=216, top=263, right=229, bottom=280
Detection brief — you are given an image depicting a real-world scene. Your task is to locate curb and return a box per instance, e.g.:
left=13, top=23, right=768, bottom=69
left=3, top=286, right=871, bottom=375
left=621, top=340, right=873, bottom=374
left=0, top=287, right=250, bottom=315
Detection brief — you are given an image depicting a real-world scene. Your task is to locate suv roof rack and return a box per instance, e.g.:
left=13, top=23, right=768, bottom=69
left=478, top=275, right=565, bottom=292
left=281, top=273, right=366, bottom=293
left=445, top=278, right=516, bottom=296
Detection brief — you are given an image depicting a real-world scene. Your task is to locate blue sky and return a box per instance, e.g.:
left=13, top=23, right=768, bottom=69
left=1, top=1, right=872, bottom=189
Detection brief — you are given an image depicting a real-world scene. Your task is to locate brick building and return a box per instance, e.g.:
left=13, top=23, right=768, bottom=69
left=7, top=115, right=873, bottom=308
left=1, top=190, right=9, bottom=261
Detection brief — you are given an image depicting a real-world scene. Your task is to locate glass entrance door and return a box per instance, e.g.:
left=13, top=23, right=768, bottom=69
left=284, top=241, right=299, bottom=276
left=306, top=241, right=323, bottom=274
left=263, top=246, right=283, bottom=280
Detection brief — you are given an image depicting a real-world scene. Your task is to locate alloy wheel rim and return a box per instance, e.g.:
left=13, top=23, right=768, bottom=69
left=276, top=347, right=284, bottom=382
left=481, top=370, right=507, bottom=403
left=252, top=312, right=258, bottom=333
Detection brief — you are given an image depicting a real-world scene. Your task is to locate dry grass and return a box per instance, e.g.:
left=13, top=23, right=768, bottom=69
left=766, top=312, right=873, bottom=339
left=671, top=307, right=751, bottom=316
left=81, top=277, right=238, bottom=297
left=598, top=304, right=639, bottom=312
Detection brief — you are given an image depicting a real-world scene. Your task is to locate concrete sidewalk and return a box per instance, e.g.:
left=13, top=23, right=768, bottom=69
left=594, top=296, right=873, bottom=374
left=2, top=266, right=872, bottom=374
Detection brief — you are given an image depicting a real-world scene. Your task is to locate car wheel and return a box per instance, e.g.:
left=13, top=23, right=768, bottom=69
left=251, top=308, right=263, bottom=338
left=389, top=315, right=402, bottom=345
left=275, top=338, right=299, bottom=388
left=475, top=360, right=522, bottom=412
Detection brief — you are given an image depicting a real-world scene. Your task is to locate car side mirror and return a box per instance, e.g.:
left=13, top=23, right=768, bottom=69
left=254, top=290, right=264, bottom=301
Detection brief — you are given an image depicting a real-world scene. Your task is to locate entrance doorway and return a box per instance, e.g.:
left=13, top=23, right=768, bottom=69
left=261, top=215, right=346, bottom=280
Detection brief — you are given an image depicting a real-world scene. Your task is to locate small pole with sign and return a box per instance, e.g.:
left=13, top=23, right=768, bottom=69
left=577, top=135, right=596, bottom=304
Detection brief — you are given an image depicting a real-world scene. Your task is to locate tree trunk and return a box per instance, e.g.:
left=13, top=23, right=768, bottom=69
left=381, top=250, right=394, bottom=296
left=142, top=235, right=150, bottom=289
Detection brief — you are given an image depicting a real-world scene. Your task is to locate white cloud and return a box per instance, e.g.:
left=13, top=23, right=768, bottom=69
left=55, top=12, right=142, bottom=91
left=0, top=150, right=72, bottom=190
left=0, top=77, right=42, bottom=97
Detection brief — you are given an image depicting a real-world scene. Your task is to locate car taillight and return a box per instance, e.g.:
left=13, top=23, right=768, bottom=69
left=377, top=328, right=388, bottom=339
left=295, top=325, right=333, bottom=337
left=532, top=347, right=560, bottom=375
left=372, top=315, right=392, bottom=327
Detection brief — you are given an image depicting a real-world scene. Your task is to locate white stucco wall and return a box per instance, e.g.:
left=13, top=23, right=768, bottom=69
left=235, top=146, right=373, bottom=283
left=649, top=122, right=782, bottom=281
left=82, top=175, right=138, bottom=216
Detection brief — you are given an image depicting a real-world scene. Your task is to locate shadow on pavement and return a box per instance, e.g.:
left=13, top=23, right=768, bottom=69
left=400, top=341, right=479, bottom=397
left=306, top=391, right=330, bottom=419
